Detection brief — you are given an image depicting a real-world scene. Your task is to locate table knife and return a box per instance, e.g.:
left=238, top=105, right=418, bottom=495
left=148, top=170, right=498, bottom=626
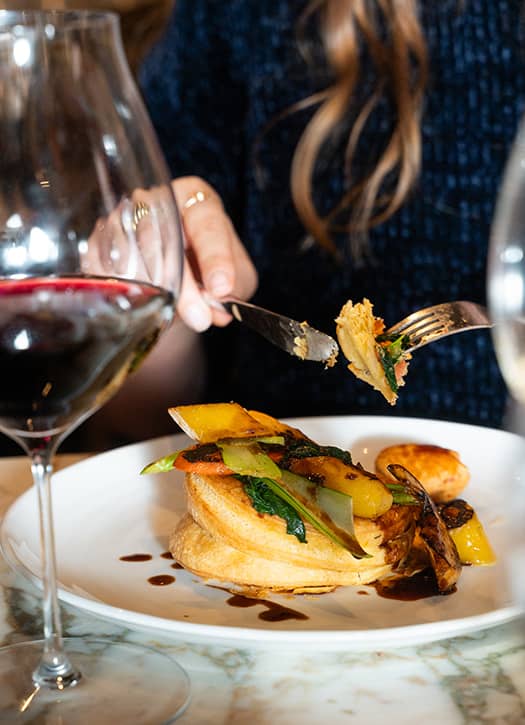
left=204, top=294, right=339, bottom=365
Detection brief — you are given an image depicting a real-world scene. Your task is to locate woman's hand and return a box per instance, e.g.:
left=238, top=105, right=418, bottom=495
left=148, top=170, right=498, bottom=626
left=172, top=176, right=258, bottom=331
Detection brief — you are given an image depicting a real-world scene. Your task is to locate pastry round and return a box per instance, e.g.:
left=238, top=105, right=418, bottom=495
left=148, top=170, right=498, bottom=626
left=375, top=444, right=470, bottom=502
left=170, top=514, right=391, bottom=593
left=169, top=472, right=417, bottom=592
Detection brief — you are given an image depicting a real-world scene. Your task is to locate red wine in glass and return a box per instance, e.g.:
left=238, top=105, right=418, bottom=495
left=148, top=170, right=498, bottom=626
left=0, top=277, right=173, bottom=439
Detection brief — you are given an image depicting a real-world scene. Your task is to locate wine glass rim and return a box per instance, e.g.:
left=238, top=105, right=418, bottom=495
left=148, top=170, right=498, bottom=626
left=0, top=9, right=119, bottom=32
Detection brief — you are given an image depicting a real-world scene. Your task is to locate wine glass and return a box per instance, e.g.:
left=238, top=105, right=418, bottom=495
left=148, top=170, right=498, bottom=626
left=487, top=115, right=525, bottom=612
left=488, top=117, right=525, bottom=408
left=0, top=10, right=189, bottom=722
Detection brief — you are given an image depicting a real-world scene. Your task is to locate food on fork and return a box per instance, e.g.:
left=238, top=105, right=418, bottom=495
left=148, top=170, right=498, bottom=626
left=142, top=402, right=495, bottom=596
left=335, top=298, right=411, bottom=404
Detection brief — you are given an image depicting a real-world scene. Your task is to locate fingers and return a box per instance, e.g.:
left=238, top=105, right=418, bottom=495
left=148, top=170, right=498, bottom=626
left=177, top=255, right=216, bottom=331
left=172, top=176, right=258, bottom=331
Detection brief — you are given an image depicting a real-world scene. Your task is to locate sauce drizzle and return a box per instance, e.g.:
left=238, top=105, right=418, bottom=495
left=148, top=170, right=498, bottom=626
left=372, top=569, right=454, bottom=601
left=219, top=589, right=308, bottom=622
left=119, top=553, right=152, bottom=562
left=148, top=574, right=176, bottom=586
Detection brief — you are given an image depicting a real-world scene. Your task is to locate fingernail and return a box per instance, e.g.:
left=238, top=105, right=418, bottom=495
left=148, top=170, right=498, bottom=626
left=183, top=303, right=211, bottom=332
left=208, top=271, right=231, bottom=297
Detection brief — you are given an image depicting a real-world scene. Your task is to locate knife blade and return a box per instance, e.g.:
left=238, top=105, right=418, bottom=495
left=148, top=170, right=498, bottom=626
left=204, top=294, right=339, bottom=366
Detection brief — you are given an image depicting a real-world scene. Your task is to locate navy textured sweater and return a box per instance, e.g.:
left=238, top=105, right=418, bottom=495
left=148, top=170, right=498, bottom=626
left=140, top=0, right=525, bottom=427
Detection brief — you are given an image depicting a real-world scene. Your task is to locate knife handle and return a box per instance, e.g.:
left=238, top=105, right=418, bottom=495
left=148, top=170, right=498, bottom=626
left=201, top=291, right=237, bottom=317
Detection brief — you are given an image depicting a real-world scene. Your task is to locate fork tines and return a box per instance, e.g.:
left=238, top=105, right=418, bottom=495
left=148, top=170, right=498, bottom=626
left=385, top=301, right=491, bottom=353
left=387, top=305, right=452, bottom=338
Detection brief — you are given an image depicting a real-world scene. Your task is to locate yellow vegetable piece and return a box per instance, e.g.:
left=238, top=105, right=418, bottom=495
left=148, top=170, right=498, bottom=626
left=449, top=513, right=496, bottom=566
left=248, top=409, right=307, bottom=439
left=325, top=474, right=393, bottom=519
left=288, top=456, right=393, bottom=519
left=168, top=402, right=275, bottom=443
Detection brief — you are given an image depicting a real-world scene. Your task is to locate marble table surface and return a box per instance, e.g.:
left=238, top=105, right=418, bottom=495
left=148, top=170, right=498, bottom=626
left=1, top=454, right=524, bottom=724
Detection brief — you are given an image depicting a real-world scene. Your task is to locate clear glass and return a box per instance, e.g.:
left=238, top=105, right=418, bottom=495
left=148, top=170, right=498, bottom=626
left=487, top=115, right=525, bottom=614
left=0, top=9, right=189, bottom=722
left=488, top=118, right=525, bottom=406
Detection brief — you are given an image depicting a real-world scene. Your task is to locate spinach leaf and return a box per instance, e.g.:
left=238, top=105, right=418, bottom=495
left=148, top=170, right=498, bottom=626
left=378, top=345, right=399, bottom=392
left=240, top=475, right=307, bottom=543
left=375, top=333, right=410, bottom=393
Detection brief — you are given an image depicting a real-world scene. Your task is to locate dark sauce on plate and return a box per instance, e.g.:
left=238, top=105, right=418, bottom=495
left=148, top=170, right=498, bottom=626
left=119, top=551, right=181, bottom=585
left=148, top=574, right=176, bottom=586
left=372, top=569, right=455, bottom=601
left=211, top=587, right=308, bottom=622
left=119, top=553, right=152, bottom=562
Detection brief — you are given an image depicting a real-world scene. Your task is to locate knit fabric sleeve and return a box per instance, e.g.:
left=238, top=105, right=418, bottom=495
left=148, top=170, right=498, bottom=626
left=139, top=0, right=246, bottom=218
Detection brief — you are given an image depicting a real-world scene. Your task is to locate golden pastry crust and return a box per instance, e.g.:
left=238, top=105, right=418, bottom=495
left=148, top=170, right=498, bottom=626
left=336, top=298, right=395, bottom=403
left=170, top=514, right=393, bottom=593
left=375, top=444, right=470, bottom=503
left=169, top=472, right=418, bottom=592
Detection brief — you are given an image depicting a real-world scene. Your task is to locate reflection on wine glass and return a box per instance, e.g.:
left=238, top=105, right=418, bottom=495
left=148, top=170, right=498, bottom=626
left=0, top=10, right=189, bottom=722
left=487, top=116, right=525, bottom=614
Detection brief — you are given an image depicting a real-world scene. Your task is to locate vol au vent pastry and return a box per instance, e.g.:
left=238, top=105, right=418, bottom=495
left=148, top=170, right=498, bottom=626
left=142, top=402, right=495, bottom=597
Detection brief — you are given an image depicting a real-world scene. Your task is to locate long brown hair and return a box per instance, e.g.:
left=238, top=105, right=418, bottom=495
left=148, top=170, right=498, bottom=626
left=292, top=0, right=428, bottom=258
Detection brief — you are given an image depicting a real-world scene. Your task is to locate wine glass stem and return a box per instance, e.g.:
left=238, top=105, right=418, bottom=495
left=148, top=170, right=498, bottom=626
left=31, top=447, right=81, bottom=689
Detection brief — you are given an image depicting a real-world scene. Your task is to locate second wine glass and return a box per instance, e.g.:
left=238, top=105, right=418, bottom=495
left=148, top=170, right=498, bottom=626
left=488, top=118, right=525, bottom=407
left=0, top=9, right=189, bottom=723
left=487, top=114, right=525, bottom=614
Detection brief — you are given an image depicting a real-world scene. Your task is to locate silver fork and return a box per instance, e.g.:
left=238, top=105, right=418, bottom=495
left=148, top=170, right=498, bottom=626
left=384, top=300, right=492, bottom=353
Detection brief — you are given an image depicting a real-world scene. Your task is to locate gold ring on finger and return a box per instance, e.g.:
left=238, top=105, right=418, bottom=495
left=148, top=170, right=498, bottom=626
left=132, top=200, right=150, bottom=232
left=182, top=190, right=208, bottom=211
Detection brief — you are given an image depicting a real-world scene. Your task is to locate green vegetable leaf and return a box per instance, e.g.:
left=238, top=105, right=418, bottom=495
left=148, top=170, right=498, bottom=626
left=141, top=452, right=180, bottom=475
left=377, top=345, right=399, bottom=393
left=218, top=441, right=282, bottom=479
left=269, top=470, right=370, bottom=559
left=375, top=333, right=410, bottom=393
left=384, top=482, right=419, bottom=506
left=241, top=476, right=306, bottom=543
left=375, top=331, right=410, bottom=350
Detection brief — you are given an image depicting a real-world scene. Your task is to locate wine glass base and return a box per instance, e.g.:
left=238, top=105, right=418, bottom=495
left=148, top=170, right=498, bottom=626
left=0, top=637, right=190, bottom=723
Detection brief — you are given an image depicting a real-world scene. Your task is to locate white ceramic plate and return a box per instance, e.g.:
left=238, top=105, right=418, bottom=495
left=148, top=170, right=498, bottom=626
left=2, top=416, right=523, bottom=649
